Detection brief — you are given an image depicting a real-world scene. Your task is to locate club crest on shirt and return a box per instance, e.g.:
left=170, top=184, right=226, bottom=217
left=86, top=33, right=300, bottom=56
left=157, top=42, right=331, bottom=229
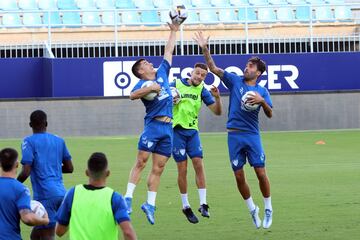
left=240, top=87, right=244, bottom=95
left=157, top=77, right=164, bottom=83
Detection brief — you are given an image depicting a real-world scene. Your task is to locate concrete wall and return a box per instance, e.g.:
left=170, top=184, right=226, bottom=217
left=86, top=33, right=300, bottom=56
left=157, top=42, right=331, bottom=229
left=0, top=92, right=359, bottom=139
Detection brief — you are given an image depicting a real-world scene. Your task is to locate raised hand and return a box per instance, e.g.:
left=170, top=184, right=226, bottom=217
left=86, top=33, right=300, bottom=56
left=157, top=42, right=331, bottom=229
left=193, top=31, right=210, bottom=49
left=210, top=85, right=220, bottom=98
left=167, top=22, right=180, bottom=32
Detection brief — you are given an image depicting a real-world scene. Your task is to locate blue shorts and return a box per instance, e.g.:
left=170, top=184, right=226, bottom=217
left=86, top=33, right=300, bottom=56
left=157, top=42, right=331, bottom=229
left=227, top=131, right=266, bottom=171
left=34, top=196, right=64, bottom=229
left=138, top=119, right=173, bottom=157
left=172, top=126, right=203, bottom=162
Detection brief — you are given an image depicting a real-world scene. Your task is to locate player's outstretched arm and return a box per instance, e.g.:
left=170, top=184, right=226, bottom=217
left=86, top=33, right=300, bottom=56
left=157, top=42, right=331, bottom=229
left=163, top=22, right=180, bottom=65
left=119, top=221, right=137, bottom=240
left=20, top=209, right=49, bottom=226
left=193, top=32, right=224, bottom=79
left=17, top=164, right=31, bottom=183
left=208, top=85, right=222, bottom=115
left=130, top=83, right=161, bottom=100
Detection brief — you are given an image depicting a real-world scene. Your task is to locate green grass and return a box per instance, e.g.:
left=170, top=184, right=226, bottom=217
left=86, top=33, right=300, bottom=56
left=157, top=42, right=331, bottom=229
left=1, top=130, right=359, bottom=240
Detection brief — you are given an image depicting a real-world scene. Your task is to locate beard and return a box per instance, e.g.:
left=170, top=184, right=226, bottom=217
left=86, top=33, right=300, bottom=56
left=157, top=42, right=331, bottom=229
left=244, top=71, right=257, bottom=81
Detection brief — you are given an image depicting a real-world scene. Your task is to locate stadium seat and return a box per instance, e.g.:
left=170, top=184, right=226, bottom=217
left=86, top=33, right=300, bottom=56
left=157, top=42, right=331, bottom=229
left=95, top=0, right=114, bottom=9
left=101, top=12, right=121, bottom=24
left=287, top=0, right=307, bottom=4
left=334, top=6, right=352, bottom=22
left=2, top=14, right=22, bottom=27
left=218, top=9, right=237, bottom=23
left=199, top=10, right=218, bottom=23
left=43, top=12, right=62, bottom=26
left=77, top=0, right=97, bottom=9
left=276, top=7, right=295, bottom=22
left=187, top=10, right=200, bottom=23
left=62, top=12, right=82, bottom=26
left=58, top=0, right=78, bottom=10
left=211, top=0, right=231, bottom=7
left=249, top=0, right=268, bottom=5
left=230, top=0, right=249, bottom=6
left=257, top=8, right=277, bottom=22
left=23, top=13, right=43, bottom=27
left=0, top=0, right=19, bottom=10
left=192, top=0, right=212, bottom=7
left=160, top=11, right=170, bottom=23
left=115, top=0, right=135, bottom=9
left=238, top=8, right=257, bottom=23
left=121, top=11, right=141, bottom=25
left=153, top=0, right=172, bottom=9
left=173, top=0, right=192, bottom=7
left=141, top=11, right=161, bottom=25
left=38, top=0, right=58, bottom=10
left=326, top=0, right=344, bottom=3
left=269, top=0, right=288, bottom=5
left=295, top=6, right=310, bottom=21
left=133, top=0, right=155, bottom=9
left=18, top=0, right=38, bottom=10
left=82, top=12, right=101, bottom=25
left=314, top=7, right=334, bottom=22
left=306, top=0, right=325, bottom=4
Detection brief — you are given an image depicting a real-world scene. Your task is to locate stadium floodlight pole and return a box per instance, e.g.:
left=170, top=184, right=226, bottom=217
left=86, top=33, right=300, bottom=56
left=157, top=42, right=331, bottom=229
left=245, top=6, right=249, bottom=54
left=47, top=9, right=52, bottom=50
left=114, top=9, right=119, bottom=57
left=309, top=5, right=314, bottom=53
left=180, top=24, right=184, bottom=55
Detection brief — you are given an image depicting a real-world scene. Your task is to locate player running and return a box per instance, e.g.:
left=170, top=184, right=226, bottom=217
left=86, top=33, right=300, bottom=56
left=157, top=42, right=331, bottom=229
left=123, top=22, right=180, bottom=225
left=194, top=32, right=274, bottom=229
left=170, top=63, right=222, bottom=223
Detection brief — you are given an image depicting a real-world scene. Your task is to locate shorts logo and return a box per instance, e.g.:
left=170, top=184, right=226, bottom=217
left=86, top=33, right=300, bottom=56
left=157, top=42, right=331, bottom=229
left=147, top=141, right=154, bottom=148
left=179, top=149, right=186, bottom=156
left=260, top=153, right=265, bottom=162
left=232, top=159, right=239, bottom=166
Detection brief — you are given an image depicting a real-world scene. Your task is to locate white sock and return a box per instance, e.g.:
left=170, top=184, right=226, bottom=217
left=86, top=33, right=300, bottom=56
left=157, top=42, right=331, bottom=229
left=264, top=197, right=272, bottom=211
left=181, top=193, right=190, bottom=209
left=198, top=188, right=207, bottom=205
left=124, top=183, right=136, bottom=198
left=245, top=196, right=256, bottom=212
left=147, top=191, right=157, bottom=206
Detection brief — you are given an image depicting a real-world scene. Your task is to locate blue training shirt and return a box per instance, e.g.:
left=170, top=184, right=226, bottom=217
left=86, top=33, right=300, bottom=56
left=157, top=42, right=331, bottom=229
left=222, top=71, right=273, bottom=134
left=170, top=78, right=215, bottom=106
left=21, top=132, right=72, bottom=200
left=0, top=177, right=31, bottom=240
left=131, top=59, right=173, bottom=125
left=56, top=186, right=130, bottom=226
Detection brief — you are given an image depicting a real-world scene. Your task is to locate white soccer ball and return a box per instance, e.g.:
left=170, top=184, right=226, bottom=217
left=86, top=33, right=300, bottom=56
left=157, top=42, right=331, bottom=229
left=170, top=87, right=181, bottom=104
left=169, top=5, right=188, bottom=25
left=30, top=200, right=47, bottom=218
left=141, top=81, right=157, bottom=101
left=241, top=91, right=260, bottom=111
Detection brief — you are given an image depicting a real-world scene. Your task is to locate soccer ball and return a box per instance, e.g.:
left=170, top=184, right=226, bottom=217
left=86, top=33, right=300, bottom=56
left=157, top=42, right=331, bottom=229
left=170, top=87, right=181, bottom=104
left=30, top=200, right=47, bottom=218
left=169, top=5, right=188, bottom=25
left=241, top=91, right=260, bottom=111
left=141, top=81, right=158, bottom=101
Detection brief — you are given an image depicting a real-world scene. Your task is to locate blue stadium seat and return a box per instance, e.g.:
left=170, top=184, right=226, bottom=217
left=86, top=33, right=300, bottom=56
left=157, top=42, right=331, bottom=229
left=2, top=14, right=22, bottom=27
left=287, top=0, right=307, bottom=4
left=62, top=12, right=82, bottom=26
left=269, top=0, right=288, bottom=5
left=18, top=0, right=38, bottom=10
left=38, top=0, right=58, bottom=10
left=199, top=9, right=218, bottom=23
left=249, top=0, right=268, bottom=5
left=295, top=6, right=310, bottom=21
left=192, top=0, right=212, bottom=7
left=211, top=0, right=231, bottom=7
left=218, top=9, right=237, bottom=23
left=334, top=6, right=352, bottom=22
left=173, top=0, right=192, bottom=7
left=115, top=0, right=135, bottom=9
left=82, top=12, right=101, bottom=25
left=257, top=8, right=277, bottom=22
left=43, top=12, right=62, bottom=26
left=96, top=0, right=114, bottom=9
left=101, top=12, right=121, bottom=24
left=133, top=0, right=154, bottom=9
left=185, top=10, right=200, bottom=24
left=153, top=0, right=172, bottom=8
left=23, top=13, right=43, bottom=27
left=238, top=8, right=257, bottom=23
left=326, top=0, right=344, bottom=3
left=230, top=0, right=249, bottom=6
left=314, top=7, right=334, bottom=22
left=141, top=11, right=161, bottom=25
left=77, top=0, right=97, bottom=9
left=0, top=0, right=19, bottom=10
left=306, top=0, right=325, bottom=4
left=277, top=7, right=295, bottom=22
left=160, top=11, right=170, bottom=23
left=121, top=11, right=141, bottom=25
left=58, top=0, right=78, bottom=10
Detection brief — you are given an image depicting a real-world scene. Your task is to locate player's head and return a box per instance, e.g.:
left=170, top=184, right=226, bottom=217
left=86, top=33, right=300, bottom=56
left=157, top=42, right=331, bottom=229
left=244, top=57, right=266, bottom=81
left=29, top=110, right=47, bottom=132
left=86, top=152, right=110, bottom=180
left=132, top=58, right=155, bottom=79
left=0, top=148, right=19, bottom=173
left=190, top=63, right=208, bottom=86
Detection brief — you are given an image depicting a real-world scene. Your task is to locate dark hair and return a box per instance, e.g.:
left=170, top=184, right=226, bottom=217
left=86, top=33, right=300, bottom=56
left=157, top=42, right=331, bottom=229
left=248, top=57, right=266, bottom=75
left=194, top=63, right=208, bottom=71
left=0, top=148, right=18, bottom=172
left=30, top=110, right=47, bottom=130
left=131, top=58, right=146, bottom=79
left=87, top=152, right=108, bottom=179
